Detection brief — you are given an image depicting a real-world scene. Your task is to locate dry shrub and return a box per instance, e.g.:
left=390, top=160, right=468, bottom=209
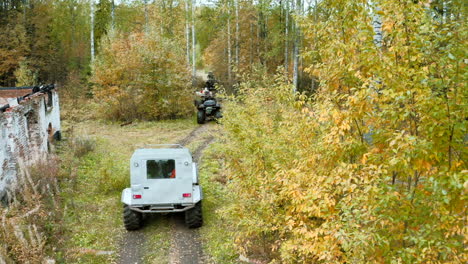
left=70, top=136, right=96, bottom=158
left=0, top=159, right=64, bottom=263
left=91, top=29, right=193, bottom=122
left=59, top=71, right=97, bottom=123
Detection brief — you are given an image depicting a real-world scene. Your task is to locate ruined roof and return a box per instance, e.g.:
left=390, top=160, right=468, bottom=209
left=0, top=88, right=32, bottom=107
left=0, top=85, right=55, bottom=112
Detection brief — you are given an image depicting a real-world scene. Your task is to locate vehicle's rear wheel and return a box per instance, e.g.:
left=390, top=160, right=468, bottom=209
left=185, top=202, right=203, bottom=228
left=197, top=110, right=205, bottom=124
left=123, top=204, right=142, bottom=231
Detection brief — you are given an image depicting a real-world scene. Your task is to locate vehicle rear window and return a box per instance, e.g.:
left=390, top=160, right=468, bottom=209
left=147, top=159, right=176, bottom=179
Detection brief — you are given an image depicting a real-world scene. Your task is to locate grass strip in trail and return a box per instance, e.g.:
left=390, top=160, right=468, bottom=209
left=142, top=215, right=172, bottom=264
left=58, top=119, right=198, bottom=263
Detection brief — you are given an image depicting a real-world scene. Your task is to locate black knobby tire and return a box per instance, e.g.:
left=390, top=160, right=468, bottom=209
left=123, top=204, right=142, bottom=231
left=215, top=110, right=222, bottom=119
left=185, top=202, right=203, bottom=228
left=197, top=110, right=205, bottom=124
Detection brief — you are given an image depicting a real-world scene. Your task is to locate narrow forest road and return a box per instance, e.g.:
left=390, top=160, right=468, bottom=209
left=118, top=124, right=215, bottom=264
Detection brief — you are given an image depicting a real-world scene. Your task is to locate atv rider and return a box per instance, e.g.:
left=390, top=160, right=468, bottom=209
left=194, top=87, right=213, bottom=107
left=205, top=72, right=217, bottom=92
left=194, top=72, right=217, bottom=107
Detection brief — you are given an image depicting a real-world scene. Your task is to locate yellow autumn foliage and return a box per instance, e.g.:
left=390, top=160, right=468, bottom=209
left=218, top=1, right=467, bottom=263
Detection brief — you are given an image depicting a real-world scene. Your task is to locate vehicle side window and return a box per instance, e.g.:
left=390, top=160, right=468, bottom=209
left=147, top=159, right=176, bottom=179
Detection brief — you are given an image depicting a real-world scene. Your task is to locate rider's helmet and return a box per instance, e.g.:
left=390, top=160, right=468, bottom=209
left=207, top=72, right=215, bottom=80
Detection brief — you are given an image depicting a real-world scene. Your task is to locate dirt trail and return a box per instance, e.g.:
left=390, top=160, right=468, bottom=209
left=177, top=124, right=211, bottom=147
left=118, top=124, right=214, bottom=264
left=169, top=133, right=215, bottom=264
left=119, top=230, right=146, bottom=264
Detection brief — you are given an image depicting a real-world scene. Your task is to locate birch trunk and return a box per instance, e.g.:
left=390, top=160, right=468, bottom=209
left=258, top=0, right=265, bottom=65
left=144, top=0, right=148, bottom=33
left=192, top=0, right=196, bottom=78
left=90, top=0, right=95, bottom=62
left=227, top=0, right=232, bottom=84
left=111, top=0, right=115, bottom=29
left=311, top=0, right=318, bottom=92
left=235, top=0, right=239, bottom=68
left=185, top=0, right=190, bottom=67
left=250, top=22, right=253, bottom=66
left=372, top=3, right=382, bottom=48
left=292, top=0, right=300, bottom=92
left=284, top=0, right=289, bottom=76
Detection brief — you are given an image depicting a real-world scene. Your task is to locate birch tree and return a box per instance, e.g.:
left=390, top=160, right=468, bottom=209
left=111, top=0, right=114, bottom=29
left=90, top=0, right=95, bottom=62
left=144, top=0, right=148, bottom=33
left=371, top=1, right=382, bottom=48
left=235, top=0, right=239, bottom=68
left=292, top=0, right=300, bottom=92
left=284, top=0, right=289, bottom=76
left=191, top=0, right=196, bottom=78
left=185, top=0, right=190, bottom=66
left=227, top=0, right=232, bottom=83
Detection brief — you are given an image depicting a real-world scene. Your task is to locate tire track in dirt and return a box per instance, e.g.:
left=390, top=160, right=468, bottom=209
left=119, top=229, right=146, bottom=264
left=169, top=127, right=215, bottom=264
left=177, top=124, right=211, bottom=147
left=118, top=124, right=214, bottom=264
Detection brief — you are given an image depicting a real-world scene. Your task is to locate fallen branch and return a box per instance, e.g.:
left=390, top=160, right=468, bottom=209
left=21, top=205, right=41, bottom=218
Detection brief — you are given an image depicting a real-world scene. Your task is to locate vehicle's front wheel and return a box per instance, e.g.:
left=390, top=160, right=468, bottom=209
left=185, top=202, right=203, bottom=228
left=123, top=204, right=142, bottom=231
left=197, top=110, right=205, bottom=124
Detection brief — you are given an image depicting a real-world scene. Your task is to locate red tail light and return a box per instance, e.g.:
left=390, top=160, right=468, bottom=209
left=133, top=194, right=142, bottom=199
left=182, top=193, right=191, bottom=198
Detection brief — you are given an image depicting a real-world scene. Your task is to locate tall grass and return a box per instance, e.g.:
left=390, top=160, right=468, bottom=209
left=0, top=159, right=64, bottom=263
left=0, top=135, right=99, bottom=263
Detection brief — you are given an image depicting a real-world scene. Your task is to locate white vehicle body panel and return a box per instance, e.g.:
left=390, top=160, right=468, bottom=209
left=192, top=185, right=202, bottom=203
left=121, top=188, right=132, bottom=205
left=192, top=162, right=199, bottom=184
left=122, top=147, right=202, bottom=211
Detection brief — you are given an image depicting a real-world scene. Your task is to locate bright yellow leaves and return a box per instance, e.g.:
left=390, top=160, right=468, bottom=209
left=217, top=0, right=467, bottom=263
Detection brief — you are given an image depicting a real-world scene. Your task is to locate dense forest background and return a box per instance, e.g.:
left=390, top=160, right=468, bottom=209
left=0, top=0, right=466, bottom=263
left=0, top=0, right=327, bottom=120
left=0, top=0, right=323, bottom=92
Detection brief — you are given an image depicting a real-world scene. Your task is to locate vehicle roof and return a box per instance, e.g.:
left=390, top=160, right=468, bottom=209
left=131, top=148, right=192, bottom=160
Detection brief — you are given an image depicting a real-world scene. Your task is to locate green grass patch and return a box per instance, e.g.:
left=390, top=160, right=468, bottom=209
left=198, top=142, right=239, bottom=263
left=142, top=215, right=172, bottom=264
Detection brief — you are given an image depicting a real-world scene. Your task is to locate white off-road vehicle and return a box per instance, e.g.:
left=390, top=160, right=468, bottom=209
left=121, top=145, right=203, bottom=230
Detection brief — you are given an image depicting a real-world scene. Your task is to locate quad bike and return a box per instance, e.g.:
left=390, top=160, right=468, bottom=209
left=195, top=88, right=222, bottom=124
